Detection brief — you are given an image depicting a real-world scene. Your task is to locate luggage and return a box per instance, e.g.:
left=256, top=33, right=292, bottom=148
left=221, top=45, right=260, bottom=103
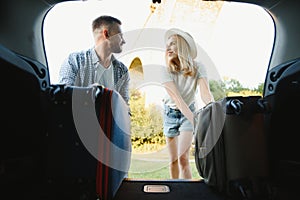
left=45, top=84, right=132, bottom=200
left=194, top=96, right=271, bottom=199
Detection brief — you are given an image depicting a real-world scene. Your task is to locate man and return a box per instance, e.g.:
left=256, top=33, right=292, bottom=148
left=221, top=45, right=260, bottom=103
left=59, top=15, right=130, bottom=104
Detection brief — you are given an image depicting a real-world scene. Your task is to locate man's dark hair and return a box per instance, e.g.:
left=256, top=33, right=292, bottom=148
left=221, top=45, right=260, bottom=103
left=92, top=15, right=122, bottom=32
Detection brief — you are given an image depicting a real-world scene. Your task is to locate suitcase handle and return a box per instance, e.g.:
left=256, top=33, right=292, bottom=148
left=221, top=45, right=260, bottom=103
left=226, top=99, right=244, bottom=115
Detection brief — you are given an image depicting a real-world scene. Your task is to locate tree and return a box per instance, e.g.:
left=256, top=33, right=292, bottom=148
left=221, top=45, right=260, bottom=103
left=254, top=82, right=264, bottom=94
left=210, top=78, right=263, bottom=98
left=129, top=88, right=165, bottom=152
left=209, top=80, right=226, bottom=101
left=224, top=78, right=244, bottom=93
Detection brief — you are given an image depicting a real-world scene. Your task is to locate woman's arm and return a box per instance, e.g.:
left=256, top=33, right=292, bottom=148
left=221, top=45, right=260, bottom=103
left=197, top=77, right=214, bottom=105
left=163, top=81, right=194, bottom=125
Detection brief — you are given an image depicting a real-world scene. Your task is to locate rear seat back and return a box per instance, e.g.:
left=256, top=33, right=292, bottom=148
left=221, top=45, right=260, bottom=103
left=0, top=44, right=49, bottom=198
left=264, top=58, right=300, bottom=188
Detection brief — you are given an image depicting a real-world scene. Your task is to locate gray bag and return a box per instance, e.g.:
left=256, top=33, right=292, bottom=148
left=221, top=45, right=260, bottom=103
left=194, top=98, right=227, bottom=193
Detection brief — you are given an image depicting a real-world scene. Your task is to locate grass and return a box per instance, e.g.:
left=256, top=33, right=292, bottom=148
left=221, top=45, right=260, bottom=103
left=128, top=160, right=201, bottom=179
left=128, top=147, right=202, bottom=180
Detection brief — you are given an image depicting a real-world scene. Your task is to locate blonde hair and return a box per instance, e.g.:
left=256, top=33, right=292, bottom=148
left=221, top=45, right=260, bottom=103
left=165, top=35, right=197, bottom=77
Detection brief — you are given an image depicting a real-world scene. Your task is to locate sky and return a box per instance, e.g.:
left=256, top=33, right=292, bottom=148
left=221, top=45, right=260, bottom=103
left=43, top=0, right=274, bottom=93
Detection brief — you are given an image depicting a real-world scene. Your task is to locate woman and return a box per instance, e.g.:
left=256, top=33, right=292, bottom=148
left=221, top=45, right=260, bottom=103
left=161, top=28, right=214, bottom=179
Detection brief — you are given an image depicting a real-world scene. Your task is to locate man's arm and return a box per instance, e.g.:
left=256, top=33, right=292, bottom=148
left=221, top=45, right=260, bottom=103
left=58, top=54, right=78, bottom=85
left=118, top=72, right=130, bottom=105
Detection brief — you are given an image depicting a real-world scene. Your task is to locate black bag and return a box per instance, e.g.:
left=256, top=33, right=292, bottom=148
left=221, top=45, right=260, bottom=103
left=45, top=85, right=132, bottom=200
left=194, top=96, right=271, bottom=199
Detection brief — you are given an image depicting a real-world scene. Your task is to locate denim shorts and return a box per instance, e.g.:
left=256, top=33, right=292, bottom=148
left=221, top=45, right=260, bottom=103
left=163, top=103, right=195, bottom=137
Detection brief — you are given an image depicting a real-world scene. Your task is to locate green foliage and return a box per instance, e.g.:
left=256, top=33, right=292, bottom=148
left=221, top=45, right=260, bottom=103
left=129, top=88, right=165, bottom=152
left=227, top=90, right=262, bottom=97
left=254, top=82, right=264, bottom=94
left=212, top=77, right=264, bottom=97
left=224, top=78, right=244, bottom=92
left=209, top=79, right=226, bottom=101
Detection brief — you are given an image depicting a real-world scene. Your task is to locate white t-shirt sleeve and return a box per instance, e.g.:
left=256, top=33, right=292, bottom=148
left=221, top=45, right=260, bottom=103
left=159, top=66, right=173, bottom=84
left=196, top=61, right=208, bottom=78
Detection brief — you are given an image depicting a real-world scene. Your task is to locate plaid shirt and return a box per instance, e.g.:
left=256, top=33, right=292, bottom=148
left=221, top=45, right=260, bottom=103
left=59, top=47, right=130, bottom=104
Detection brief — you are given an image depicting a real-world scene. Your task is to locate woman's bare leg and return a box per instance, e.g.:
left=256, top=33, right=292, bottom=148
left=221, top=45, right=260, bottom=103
left=166, top=136, right=179, bottom=179
left=178, top=131, right=193, bottom=179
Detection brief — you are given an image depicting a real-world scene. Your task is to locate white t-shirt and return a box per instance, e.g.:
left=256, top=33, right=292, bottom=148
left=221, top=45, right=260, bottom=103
left=94, top=62, right=114, bottom=90
left=160, top=61, right=208, bottom=108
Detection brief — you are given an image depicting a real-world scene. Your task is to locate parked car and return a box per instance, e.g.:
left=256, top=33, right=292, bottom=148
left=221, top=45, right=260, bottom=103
left=1, top=0, right=299, bottom=199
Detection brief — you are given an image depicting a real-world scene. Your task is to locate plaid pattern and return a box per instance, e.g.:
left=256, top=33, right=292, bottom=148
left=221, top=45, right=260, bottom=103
left=58, top=47, right=130, bottom=104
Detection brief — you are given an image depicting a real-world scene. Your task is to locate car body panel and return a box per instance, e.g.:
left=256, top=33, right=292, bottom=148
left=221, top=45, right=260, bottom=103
left=1, top=0, right=300, bottom=199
